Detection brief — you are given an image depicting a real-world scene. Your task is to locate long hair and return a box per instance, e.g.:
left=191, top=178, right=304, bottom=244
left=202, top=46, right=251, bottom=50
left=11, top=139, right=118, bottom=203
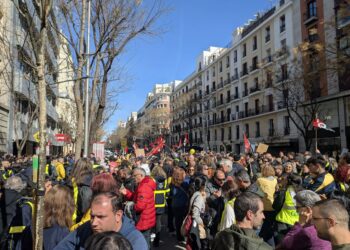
left=44, top=185, right=74, bottom=228
left=91, top=173, right=120, bottom=194
left=70, top=158, right=93, bottom=185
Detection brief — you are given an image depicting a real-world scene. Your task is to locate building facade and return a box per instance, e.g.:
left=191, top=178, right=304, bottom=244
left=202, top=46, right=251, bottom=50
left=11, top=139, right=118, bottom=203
left=169, top=0, right=350, bottom=153
left=0, top=0, right=63, bottom=155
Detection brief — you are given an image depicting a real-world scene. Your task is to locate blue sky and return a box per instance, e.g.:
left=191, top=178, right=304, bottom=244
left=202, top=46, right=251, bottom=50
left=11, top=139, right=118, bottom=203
left=105, top=0, right=275, bottom=134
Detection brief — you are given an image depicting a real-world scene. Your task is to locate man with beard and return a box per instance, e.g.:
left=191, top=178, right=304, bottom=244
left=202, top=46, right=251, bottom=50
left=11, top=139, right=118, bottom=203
left=212, top=192, right=272, bottom=250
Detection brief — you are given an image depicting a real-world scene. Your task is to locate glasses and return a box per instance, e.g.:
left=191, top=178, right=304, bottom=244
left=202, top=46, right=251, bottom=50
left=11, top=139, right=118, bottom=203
left=132, top=173, right=141, bottom=178
left=215, top=177, right=226, bottom=182
left=188, top=168, right=195, bottom=172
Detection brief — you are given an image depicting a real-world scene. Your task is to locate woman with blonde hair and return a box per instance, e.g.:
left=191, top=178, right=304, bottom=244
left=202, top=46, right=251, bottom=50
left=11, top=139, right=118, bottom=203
left=21, top=185, right=75, bottom=249
left=257, top=163, right=277, bottom=247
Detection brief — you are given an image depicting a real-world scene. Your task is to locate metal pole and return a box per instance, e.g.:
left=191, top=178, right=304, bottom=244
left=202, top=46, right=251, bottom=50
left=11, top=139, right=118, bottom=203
left=84, top=0, right=91, bottom=157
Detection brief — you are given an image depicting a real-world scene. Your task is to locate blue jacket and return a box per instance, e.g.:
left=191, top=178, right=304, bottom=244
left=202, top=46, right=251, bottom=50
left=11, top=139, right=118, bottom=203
left=171, top=178, right=190, bottom=209
left=53, top=216, right=147, bottom=250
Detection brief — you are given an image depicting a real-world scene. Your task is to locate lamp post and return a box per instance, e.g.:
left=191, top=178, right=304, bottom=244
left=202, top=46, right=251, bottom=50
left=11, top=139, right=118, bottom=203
left=84, top=0, right=91, bottom=157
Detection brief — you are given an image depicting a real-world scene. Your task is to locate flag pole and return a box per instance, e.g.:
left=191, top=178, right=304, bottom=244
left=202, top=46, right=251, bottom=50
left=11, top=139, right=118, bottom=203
left=315, top=113, right=318, bottom=152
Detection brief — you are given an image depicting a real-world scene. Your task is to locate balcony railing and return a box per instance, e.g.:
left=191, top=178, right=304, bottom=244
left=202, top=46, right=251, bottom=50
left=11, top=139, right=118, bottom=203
left=218, top=82, right=224, bottom=89
left=269, top=128, right=275, bottom=136
left=284, top=127, right=290, bottom=135
left=250, top=84, right=262, bottom=94
left=231, top=74, right=239, bottom=82
left=242, top=90, right=249, bottom=97
left=240, top=70, right=249, bottom=77
left=250, top=65, right=259, bottom=72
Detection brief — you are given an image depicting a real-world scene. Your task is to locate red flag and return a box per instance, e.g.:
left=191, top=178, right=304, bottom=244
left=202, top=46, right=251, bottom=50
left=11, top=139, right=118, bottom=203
left=244, top=132, right=251, bottom=153
left=177, top=138, right=182, bottom=148
left=313, top=119, right=335, bottom=132
left=184, top=133, right=189, bottom=145
left=146, top=137, right=165, bottom=157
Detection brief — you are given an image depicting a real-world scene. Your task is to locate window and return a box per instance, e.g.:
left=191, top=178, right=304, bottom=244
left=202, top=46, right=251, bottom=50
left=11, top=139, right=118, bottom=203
left=265, top=26, right=270, bottom=43
left=266, top=70, right=273, bottom=87
left=281, top=39, right=287, bottom=51
left=280, top=15, right=286, bottom=33
left=198, top=62, right=202, bottom=71
left=235, top=105, right=239, bottom=113
left=227, top=90, right=231, bottom=102
left=228, top=127, right=232, bottom=140
left=235, top=87, right=238, bottom=98
left=266, top=48, right=272, bottom=63
left=269, top=119, right=274, bottom=136
left=212, top=67, right=215, bottom=77
left=206, top=85, right=209, bottom=94
left=243, top=82, right=248, bottom=96
left=220, top=94, right=224, bottom=105
left=256, top=122, right=260, bottom=137
left=243, top=43, right=246, bottom=57
left=252, top=56, right=258, bottom=70
left=236, top=125, right=240, bottom=139
left=253, top=36, right=257, bottom=50
left=245, top=124, right=250, bottom=138
left=219, top=61, right=223, bottom=72
left=221, top=128, right=224, bottom=141
left=214, top=129, right=217, bottom=140
left=206, top=71, right=209, bottom=80
left=255, top=99, right=260, bottom=114
left=281, top=64, right=288, bottom=80
left=234, top=68, right=238, bottom=78
left=226, top=56, right=230, bottom=68
left=242, top=62, right=248, bottom=76
left=207, top=130, right=210, bottom=141
left=234, top=50, right=237, bottom=62
left=244, top=102, right=248, bottom=116
left=227, top=108, right=231, bottom=119
left=307, top=0, right=317, bottom=19
left=284, top=116, right=290, bottom=135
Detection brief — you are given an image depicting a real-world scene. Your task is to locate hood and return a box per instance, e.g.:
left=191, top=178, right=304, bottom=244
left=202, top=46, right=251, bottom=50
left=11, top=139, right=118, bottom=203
left=120, top=215, right=137, bottom=236
left=139, top=176, right=156, bottom=190
left=228, top=224, right=265, bottom=245
left=4, top=189, right=22, bottom=207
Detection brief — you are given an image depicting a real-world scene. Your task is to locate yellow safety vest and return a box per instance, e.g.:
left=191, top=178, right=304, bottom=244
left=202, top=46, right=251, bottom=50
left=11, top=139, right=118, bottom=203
left=72, top=178, right=79, bottom=224
left=276, top=186, right=299, bottom=225
left=339, top=182, right=347, bottom=192
left=153, top=178, right=169, bottom=208
left=219, top=197, right=236, bottom=228
left=2, top=169, right=13, bottom=180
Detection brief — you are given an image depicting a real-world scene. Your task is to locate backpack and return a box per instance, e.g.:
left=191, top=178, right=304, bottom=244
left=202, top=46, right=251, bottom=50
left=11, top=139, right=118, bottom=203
left=1, top=198, right=33, bottom=250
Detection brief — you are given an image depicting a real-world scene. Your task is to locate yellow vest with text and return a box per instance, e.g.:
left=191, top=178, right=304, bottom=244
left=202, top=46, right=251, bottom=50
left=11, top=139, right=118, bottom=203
left=275, top=186, right=299, bottom=225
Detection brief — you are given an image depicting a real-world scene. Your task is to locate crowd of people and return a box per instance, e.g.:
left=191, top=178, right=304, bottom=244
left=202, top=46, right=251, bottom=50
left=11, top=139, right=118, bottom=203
left=0, top=149, right=349, bottom=250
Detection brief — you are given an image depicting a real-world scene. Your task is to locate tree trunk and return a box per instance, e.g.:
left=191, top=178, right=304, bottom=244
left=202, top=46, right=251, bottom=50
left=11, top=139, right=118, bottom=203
left=33, top=19, right=48, bottom=250
left=73, top=0, right=87, bottom=161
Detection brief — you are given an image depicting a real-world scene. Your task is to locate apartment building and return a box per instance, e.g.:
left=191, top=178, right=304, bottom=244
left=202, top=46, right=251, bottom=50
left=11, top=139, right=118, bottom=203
left=136, top=82, right=177, bottom=143
left=199, top=0, right=300, bottom=154
left=0, top=0, right=62, bottom=155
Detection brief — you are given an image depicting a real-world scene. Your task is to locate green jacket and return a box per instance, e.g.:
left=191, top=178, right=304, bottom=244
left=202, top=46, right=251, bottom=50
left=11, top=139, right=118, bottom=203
left=212, top=224, right=273, bottom=250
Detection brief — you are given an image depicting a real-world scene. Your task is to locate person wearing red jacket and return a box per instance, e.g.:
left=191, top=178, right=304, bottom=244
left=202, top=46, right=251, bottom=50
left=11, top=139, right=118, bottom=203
left=120, top=167, right=156, bottom=249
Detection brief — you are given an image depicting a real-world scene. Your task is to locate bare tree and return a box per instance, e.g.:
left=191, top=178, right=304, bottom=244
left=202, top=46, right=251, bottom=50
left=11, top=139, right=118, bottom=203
left=58, top=0, right=168, bottom=160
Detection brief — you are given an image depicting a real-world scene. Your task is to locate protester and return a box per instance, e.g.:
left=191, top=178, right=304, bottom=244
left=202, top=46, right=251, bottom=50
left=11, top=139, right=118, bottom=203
left=277, top=190, right=331, bottom=250
left=212, top=192, right=272, bottom=250
left=85, top=231, right=132, bottom=250
left=54, top=192, right=148, bottom=250
left=20, top=185, right=75, bottom=249
left=70, top=158, right=94, bottom=224
left=120, top=167, right=156, bottom=248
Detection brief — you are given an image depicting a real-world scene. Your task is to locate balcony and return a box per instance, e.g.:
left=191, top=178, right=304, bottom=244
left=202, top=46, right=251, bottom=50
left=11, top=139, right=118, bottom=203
left=276, top=46, right=288, bottom=58
left=268, top=128, right=275, bottom=137
left=304, top=12, right=318, bottom=26
left=242, top=90, right=249, bottom=97
left=224, top=79, right=231, bottom=86
left=265, top=35, right=270, bottom=43
left=250, top=84, right=262, bottom=94
left=284, top=127, right=290, bottom=135
left=211, top=87, right=216, bottom=93
left=278, top=101, right=287, bottom=109
left=231, top=74, right=239, bottom=82
left=233, top=93, right=239, bottom=100
left=265, top=81, right=273, bottom=88
left=250, top=65, right=259, bottom=72
left=263, top=55, right=273, bottom=64
left=218, top=82, right=224, bottom=89
left=240, top=70, right=249, bottom=78
left=280, top=24, right=286, bottom=33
